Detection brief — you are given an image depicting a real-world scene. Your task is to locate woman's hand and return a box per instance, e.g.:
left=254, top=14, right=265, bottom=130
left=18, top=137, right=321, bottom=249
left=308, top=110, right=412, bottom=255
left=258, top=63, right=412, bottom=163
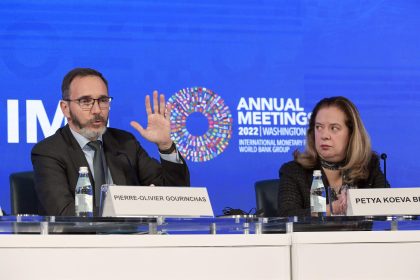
left=329, top=191, right=348, bottom=215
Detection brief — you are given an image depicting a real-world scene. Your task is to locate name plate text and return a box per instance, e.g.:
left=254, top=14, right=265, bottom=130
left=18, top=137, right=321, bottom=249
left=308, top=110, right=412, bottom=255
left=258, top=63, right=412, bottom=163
left=347, top=188, right=420, bottom=216
left=101, top=185, right=214, bottom=217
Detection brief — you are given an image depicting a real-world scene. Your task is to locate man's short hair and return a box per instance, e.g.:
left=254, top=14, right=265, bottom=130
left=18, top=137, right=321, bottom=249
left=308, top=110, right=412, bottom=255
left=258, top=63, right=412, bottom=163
left=61, top=68, right=108, bottom=100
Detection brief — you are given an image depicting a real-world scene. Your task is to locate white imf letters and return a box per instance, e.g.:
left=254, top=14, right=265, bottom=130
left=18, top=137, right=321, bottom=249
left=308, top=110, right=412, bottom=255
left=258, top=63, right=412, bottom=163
left=7, top=99, right=65, bottom=143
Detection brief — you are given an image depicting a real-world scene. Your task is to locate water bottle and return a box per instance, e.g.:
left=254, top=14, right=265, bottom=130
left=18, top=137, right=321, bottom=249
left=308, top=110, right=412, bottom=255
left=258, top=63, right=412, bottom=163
left=310, top=170, right=326, bottom=216
left=75, top=166, right=93, bottom=217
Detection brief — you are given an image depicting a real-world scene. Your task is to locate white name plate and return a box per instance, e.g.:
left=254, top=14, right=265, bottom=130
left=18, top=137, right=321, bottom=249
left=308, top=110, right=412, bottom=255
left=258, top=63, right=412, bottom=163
left=347, top=188, right=420, bottom=216
left=101, top=185, right=214, bottom=217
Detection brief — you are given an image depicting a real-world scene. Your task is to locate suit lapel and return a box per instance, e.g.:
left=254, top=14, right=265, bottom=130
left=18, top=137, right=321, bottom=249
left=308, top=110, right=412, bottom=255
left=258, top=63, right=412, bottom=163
left=62, top=125, right=94, bottom=185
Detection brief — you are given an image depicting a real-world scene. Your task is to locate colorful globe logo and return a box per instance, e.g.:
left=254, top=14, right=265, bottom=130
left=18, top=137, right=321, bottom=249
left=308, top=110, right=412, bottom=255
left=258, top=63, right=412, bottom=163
left=168, top=87, right=233, bottom=162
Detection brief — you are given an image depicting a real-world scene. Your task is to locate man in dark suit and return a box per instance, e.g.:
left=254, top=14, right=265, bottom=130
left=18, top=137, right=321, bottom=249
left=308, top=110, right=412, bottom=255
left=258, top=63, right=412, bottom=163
left=31, top=68, right=190, bottom=216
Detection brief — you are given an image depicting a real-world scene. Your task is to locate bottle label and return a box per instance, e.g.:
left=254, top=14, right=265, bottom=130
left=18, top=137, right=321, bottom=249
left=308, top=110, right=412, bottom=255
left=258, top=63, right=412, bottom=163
left=75, top=194, right=93, bottom=212
left=310, top=195, right=326, bottom=212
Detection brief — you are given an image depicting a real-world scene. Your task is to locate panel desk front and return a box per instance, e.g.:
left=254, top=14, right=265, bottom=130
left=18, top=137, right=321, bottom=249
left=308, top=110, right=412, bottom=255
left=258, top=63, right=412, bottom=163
left=0, top=216, right=291, bottom=280
left=289, top=217, right=420, bottom=280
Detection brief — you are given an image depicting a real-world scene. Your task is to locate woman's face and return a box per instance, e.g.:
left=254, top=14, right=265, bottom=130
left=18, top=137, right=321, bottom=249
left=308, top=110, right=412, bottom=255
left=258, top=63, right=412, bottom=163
left=314, top=106, right=350, bottom=162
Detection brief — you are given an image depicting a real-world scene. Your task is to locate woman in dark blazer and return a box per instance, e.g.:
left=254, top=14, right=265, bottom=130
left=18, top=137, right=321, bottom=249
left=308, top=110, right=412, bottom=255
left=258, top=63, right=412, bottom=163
left=277, top=96, right=389, bottom=217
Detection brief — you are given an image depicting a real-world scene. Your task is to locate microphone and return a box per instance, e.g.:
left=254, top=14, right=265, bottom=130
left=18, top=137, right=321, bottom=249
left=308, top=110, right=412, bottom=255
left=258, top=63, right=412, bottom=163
left=380, top=153, right=387, bottom=188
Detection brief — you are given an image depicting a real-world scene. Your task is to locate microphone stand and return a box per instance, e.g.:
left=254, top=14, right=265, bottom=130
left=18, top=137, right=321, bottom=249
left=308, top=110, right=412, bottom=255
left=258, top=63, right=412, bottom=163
left=380, top=153, right=387, bottom=188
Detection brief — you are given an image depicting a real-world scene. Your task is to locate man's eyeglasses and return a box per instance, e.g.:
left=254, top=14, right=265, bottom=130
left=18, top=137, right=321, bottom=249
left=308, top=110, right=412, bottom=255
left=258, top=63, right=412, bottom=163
left=64, top=96, right=113, bottom=111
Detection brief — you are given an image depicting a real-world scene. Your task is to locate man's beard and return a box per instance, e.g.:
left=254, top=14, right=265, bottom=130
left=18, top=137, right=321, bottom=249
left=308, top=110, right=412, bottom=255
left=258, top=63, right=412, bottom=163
left=69, top=109, right=108, bottom=140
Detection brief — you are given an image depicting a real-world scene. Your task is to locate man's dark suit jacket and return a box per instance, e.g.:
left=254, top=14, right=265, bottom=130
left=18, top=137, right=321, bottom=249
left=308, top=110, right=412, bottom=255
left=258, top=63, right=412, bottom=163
left=31, top=125, right=190, bottom=216
left=277, top=154, right=389, bottom=217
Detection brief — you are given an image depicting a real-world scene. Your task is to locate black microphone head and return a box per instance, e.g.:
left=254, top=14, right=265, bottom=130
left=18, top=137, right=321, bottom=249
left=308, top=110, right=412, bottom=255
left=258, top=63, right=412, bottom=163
left=380, top=153, right=387, bottom=160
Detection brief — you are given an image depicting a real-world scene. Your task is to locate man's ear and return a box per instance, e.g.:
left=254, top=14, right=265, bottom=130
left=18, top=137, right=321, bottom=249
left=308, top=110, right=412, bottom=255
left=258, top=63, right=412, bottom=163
left=60, top=100, right=71, bottom=119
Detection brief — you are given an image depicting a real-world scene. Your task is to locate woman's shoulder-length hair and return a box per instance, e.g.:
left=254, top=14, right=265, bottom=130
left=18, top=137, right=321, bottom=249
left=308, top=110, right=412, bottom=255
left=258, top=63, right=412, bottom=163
left=295, top=96, right=372, bottom=183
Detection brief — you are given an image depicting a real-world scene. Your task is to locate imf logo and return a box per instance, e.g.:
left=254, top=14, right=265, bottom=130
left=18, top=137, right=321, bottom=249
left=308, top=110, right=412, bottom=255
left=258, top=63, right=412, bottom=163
left=7, top=100, right=65, bottom=143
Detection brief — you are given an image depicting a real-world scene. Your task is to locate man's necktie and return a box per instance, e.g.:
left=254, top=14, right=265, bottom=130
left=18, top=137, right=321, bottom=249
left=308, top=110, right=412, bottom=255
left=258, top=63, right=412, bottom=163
left=87, top=140, right=105, bottom=215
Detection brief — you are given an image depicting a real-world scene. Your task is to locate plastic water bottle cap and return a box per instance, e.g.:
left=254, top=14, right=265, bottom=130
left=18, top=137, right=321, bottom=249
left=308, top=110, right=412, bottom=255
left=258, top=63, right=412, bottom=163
left=79, top=166, right=89, bottom=173
left=313, top=170, right=322, bottom=176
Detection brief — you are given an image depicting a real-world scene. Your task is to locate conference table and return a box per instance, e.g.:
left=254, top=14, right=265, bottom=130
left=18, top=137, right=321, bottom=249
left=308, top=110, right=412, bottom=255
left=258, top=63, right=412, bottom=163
left=1, top=216, right=420, bottom=280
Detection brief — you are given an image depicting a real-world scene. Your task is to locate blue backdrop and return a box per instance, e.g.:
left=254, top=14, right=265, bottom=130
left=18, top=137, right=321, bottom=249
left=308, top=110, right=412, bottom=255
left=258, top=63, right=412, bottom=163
left=1, top=0, right=420, bottom=215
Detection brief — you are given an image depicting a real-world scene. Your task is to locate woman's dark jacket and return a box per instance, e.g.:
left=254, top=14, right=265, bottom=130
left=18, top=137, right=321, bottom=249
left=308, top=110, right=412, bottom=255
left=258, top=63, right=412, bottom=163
left=277, top=154, right=389, bottom=217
